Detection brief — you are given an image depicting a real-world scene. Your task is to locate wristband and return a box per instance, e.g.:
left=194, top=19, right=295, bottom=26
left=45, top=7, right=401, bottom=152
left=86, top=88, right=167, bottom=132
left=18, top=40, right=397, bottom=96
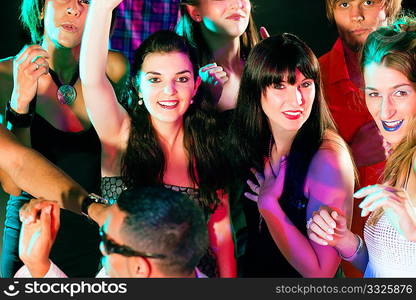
left=5, top=100, right=35, bottom=128
left=338, top=234, right=363, bottom=262
left=81, top=193, right=109, bottom=218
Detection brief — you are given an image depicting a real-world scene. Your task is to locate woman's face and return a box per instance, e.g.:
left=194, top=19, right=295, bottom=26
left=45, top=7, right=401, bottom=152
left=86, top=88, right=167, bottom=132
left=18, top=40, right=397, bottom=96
left=43, top=0, right=89, bottom=48
left=192, top=0, right=251, bottom=38
left=261, top=69, right=315, bottom=133
left=364, top=62, right=416, bottom=147
left=136, top=51, right=200, bottom=125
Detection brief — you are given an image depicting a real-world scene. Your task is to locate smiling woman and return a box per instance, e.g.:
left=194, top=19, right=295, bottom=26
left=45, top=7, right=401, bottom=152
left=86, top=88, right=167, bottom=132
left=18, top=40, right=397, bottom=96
left=227, top=33, right=355, bottom=277
left=79, top=0, right=235, bottom=277
left=364, top=64, right=416, bottom=144
left=307, top=18, right=416, bottom=277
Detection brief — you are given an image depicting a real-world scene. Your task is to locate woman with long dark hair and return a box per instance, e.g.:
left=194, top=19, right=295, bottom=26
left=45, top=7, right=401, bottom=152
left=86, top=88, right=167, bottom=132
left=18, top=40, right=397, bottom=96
left=176, top=0, right=259, bottom=112
left=307, top=18, right=416, bottom=277
left=228, top=33, right=355, bottom=277
left=0, top=0, right=128, bottom=278
left=79, top=0, right=235, bottom=277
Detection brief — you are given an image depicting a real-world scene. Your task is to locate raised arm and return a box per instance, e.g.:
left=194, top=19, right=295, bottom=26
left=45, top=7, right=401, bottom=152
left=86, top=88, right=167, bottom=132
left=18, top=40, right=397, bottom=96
left=80, top=0, right=130, bottom=148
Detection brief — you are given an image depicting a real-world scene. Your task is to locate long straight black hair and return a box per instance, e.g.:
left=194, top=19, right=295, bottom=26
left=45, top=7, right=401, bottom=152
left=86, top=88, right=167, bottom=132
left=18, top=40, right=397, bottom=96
left=228, top=33, right=337, bottom=212
left=121, top=30, right=225, bottom=211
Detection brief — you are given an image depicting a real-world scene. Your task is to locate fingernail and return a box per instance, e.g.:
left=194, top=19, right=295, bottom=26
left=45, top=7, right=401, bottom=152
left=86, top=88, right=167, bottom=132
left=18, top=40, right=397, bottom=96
left=322, top=241, right=328, bottom=246
left=358, top=201, right=365, bottom=208
left=327, top=235, right=333, bottom=241
left=361, top=209, right=367, bottom=217
left=327, top=228, right=334, bottom=235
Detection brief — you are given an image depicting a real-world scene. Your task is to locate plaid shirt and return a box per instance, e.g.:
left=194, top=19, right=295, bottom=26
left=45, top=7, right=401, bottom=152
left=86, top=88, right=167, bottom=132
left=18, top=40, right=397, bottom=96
left=110, top=0, right=180, bottom=67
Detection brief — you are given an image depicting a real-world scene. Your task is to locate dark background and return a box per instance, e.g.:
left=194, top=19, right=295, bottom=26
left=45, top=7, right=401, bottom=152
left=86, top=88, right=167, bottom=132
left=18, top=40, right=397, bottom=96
left=0, top=0, right=415, bottom=271
left=1, top=1, right=415, bottom=59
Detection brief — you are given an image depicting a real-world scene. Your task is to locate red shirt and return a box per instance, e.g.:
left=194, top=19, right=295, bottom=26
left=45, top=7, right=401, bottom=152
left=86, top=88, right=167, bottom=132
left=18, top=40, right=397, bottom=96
left=320, top=38, right=386, bottom=278
left=319, top=38, right=385, bottom=188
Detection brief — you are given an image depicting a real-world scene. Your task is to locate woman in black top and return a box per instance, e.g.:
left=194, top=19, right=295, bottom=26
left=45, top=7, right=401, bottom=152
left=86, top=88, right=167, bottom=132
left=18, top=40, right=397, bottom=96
left=228, top=34, right=355, bottom=277
left=0, top=0, right=128, bottom=277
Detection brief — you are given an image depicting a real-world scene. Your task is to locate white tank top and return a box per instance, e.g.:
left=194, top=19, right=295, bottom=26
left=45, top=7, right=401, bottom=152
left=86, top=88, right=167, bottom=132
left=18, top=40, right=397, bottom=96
left=364, top=212, right=416, bottom=277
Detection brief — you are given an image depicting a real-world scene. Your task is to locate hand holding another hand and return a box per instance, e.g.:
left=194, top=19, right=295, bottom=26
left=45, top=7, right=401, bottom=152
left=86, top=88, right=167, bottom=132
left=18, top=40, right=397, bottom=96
left=307, top=206, right=349, bottom=247
left=11, top=45, right=49, bottom=113
left=19, top=199, right=60, bottom=277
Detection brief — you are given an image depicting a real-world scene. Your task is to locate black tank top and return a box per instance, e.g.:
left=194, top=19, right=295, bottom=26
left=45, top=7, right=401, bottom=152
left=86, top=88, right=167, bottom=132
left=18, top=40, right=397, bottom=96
left=31, top=113, right=101, bottom=193
left=30, top=113, right=102, bottom=277
left=238, top=185, right=308, bottom=277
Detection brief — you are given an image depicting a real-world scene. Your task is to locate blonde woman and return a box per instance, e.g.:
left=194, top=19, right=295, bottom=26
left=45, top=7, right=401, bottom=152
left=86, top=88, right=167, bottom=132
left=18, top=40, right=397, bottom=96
left=307, top=19, right=416, bottom=277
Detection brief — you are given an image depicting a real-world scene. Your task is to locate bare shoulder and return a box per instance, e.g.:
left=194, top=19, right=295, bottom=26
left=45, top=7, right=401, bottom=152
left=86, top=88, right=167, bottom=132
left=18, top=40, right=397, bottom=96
left=305, top=131, right=355, bottom=213
left=320, top=130, right=350, bottom=156
left=106, top=50, right=130, bottom=83
left=309, top=130, right=354, bottom=182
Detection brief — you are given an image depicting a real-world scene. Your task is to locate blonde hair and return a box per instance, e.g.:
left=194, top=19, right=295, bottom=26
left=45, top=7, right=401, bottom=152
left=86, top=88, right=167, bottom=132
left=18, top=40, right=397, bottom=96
left=325, top=0, right=402, bottom=25
left=361, top=18, right=416, bottom=224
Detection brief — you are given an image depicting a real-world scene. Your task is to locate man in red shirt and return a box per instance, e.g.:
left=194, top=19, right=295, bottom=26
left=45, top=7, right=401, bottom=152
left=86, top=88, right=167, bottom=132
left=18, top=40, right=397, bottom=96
left=319, top=0, right=402, bottom=277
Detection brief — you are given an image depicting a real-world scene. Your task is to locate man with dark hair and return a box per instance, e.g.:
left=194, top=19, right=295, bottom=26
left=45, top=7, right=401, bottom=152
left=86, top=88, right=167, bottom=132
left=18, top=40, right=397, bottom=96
left=16, top=186, right=208, bottom=278
left=319, top=0, right=403, bottom=277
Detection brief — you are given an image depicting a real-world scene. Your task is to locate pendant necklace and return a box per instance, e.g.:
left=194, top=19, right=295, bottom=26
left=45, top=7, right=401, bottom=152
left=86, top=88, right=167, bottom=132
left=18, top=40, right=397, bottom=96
left=49, top=68, right=79, bottom=105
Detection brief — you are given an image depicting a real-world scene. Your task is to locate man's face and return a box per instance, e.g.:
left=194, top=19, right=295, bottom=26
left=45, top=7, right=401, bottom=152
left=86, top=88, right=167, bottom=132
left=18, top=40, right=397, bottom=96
left=333, top=0, right=388, bottom=51
left=99, top=205, right=136, bottom=278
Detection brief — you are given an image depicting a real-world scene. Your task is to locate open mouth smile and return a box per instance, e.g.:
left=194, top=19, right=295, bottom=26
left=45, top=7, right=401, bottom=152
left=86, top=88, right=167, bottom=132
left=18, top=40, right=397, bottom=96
left=282, top=110, right=303, bottom=120
left=382, top=119, right=403, bottom=132
left=157, top=100, right=179, bottom=110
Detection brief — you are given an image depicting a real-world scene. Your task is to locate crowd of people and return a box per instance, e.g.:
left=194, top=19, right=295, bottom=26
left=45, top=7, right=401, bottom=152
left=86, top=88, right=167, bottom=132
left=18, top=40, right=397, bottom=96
left=0, top=0, right=415, bottom=278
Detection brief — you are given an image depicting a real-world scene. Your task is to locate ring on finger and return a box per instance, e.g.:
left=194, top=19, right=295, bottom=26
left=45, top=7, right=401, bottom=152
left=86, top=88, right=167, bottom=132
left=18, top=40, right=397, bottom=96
left=33, top=61, right=40, bottom=70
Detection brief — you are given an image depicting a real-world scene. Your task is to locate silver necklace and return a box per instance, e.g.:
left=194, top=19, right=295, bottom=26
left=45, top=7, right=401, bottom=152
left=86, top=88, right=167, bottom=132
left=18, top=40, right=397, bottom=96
left=49, top=68, right=79, bottom=105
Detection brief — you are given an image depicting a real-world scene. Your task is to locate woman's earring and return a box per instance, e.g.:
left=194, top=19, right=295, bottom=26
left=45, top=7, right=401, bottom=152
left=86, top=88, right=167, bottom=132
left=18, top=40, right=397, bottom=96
left=138, top=98, right=143, bottom=106
left=190, top=99, right=194, bottom=104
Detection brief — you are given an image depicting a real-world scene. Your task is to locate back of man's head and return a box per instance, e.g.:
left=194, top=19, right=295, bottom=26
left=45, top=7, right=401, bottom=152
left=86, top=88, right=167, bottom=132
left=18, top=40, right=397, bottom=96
left=116, top=186, right=208, bottom=276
